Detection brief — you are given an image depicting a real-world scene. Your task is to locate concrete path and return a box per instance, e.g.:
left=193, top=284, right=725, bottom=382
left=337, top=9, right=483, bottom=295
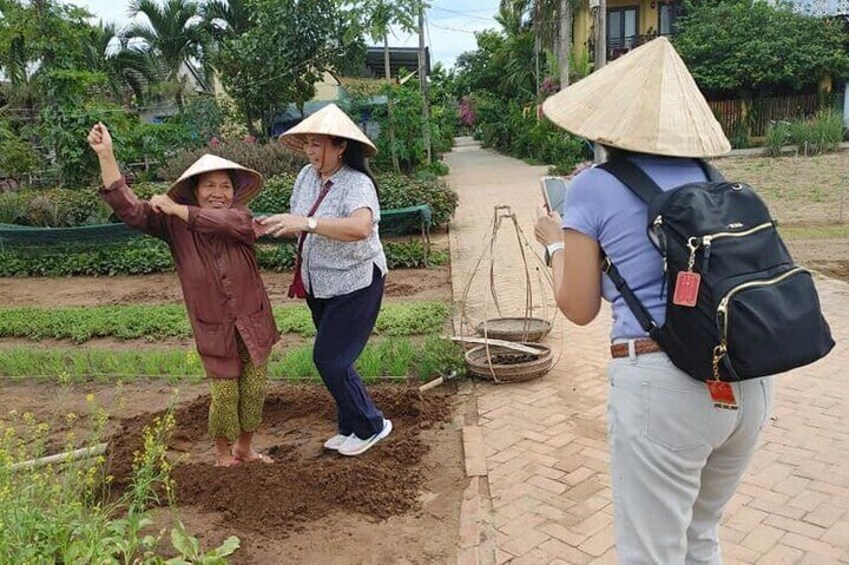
left=445, top=138, right=849, bottom=564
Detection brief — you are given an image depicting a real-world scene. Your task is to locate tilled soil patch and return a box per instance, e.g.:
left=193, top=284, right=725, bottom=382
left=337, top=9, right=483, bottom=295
left=108, top=385, right=454, bottom=538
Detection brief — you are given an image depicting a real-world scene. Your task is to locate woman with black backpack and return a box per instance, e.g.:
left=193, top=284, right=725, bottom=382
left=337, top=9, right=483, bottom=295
left=534, top=38, right=786, bottom=564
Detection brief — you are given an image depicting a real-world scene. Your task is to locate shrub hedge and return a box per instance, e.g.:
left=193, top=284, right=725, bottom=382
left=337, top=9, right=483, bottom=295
left=252, top=172, right=459, bottom=227
left=1, top=174, right=458, bottom=228
left=0, top=239, right=445, bottom=277
left=471, top=93, right=591, bottom=174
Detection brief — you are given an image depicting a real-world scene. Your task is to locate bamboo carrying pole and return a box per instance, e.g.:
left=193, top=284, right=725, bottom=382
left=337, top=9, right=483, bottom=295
left=449, top=336, right=546, bottom=355
left=10, top=442, right=108, bottom=472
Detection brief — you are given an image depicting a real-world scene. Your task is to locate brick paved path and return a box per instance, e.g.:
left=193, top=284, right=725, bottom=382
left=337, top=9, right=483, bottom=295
left=445, top=139, right=849, bottom=564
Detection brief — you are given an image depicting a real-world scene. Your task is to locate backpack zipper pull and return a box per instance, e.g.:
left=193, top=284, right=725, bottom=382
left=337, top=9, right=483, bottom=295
left=702, top=240, right=712, bottom=273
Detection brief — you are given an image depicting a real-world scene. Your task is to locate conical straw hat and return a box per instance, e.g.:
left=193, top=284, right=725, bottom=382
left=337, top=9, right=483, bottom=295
left=542, top=37, right=730, bottom=158
left=279, top=103, right=378, bottom=157
left=167, top=154, right=264, bottom=205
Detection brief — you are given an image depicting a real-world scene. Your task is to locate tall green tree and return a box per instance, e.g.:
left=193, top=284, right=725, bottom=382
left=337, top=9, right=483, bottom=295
left=498, top=0, right=578, bottom=89
left=454, top=31, right=507, bottom=98
left=0, top=0, right=94, bottom=106
left=216, top=0, right=345, bottom=136
left=123, top=0, right=209, bottom=109
left=674, top=0, right=849, bottom=97
left=358, top=0, right=424, bottom=172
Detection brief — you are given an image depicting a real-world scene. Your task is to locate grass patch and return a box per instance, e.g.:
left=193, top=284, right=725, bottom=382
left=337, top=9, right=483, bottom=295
left=0, top=336, right=466, bottom=382
left=713, top=153, right=848, bottom=225
left=0, top=347, right=206, bottom=383
left=0, top=302, right=452, bottom=343
left=778, top=223, right=849, bottom=240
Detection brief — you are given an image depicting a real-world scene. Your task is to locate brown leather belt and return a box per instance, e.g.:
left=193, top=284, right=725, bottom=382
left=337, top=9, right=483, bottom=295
left=610, top=338, right=663, bottom=359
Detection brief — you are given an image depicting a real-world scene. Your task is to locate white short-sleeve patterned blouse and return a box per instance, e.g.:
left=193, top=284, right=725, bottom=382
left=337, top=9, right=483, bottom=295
left=289, top=164, right=388, bottom=299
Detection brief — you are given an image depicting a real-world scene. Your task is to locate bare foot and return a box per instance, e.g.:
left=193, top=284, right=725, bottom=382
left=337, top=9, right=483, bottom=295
left=232, top=449, right=273, bottom=464
left=233, top=451, right=274, bottom=463
left=215, top=454, right=241, bottom=467
left=231, top=432, right=273, bottom=463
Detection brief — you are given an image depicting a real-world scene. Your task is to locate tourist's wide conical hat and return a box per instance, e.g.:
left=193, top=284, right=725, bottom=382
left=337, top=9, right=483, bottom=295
left=542, top=37, right=731, bottom=157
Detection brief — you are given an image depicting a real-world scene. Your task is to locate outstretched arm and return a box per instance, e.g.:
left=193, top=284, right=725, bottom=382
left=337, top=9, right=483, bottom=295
left=87, top=123, right=167, bottom=239
left=258, top=209, right=373, bottom=242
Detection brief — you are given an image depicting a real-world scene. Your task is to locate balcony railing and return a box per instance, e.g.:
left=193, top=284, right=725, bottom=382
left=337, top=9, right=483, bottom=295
left=607, top=32, right=660, bottom=60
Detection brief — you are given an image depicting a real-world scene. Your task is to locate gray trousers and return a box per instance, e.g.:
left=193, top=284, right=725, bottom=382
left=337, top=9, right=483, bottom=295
left=608, top=350, right=774, bottom=564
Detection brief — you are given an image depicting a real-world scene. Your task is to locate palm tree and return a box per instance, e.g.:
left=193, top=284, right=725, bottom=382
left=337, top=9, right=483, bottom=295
left=123, top=0, right=208, bottom=110
left=553, top=0, right=576, bottom=88
left=87, top=22, right=158, bottom=104
left=199, top=0, right=251, bottom=93
left=502, top=0, right=577, bottom=89
left=203, top=0, right=250, bottom=38
left=494, top=1, right=538, bottom=99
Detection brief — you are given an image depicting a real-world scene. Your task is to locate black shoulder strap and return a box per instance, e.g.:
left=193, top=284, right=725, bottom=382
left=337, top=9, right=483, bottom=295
left=597, top=159, right=663, bottom=204
left=602, top=257, right=659, bottom=334
left=596, top=158, right=721, bottom=335
left=698, top=159, right=725, bottom=182
left=596, top=158, right=662, bottom=334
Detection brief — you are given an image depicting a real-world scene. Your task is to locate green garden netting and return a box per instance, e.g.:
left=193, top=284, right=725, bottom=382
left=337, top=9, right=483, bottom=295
left=379, top=204, right=433, bottom=238
left=0, top=204, right=432, bottom=249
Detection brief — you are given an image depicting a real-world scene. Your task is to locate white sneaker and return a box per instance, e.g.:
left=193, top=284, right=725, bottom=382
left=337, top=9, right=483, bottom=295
left=338, top=419, right=393, bottom=457
left=323, top=434, right=351, bottom=451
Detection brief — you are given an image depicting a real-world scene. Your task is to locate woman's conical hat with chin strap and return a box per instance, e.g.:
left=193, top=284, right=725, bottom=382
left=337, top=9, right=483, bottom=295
left=167, top=154, right=263, bottom=205
left=542, top=37, right=731, bottom=158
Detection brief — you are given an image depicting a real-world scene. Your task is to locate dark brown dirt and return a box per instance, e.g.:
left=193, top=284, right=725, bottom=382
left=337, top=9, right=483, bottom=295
left=786, top=238, right=849, bottom=284
left=0, top=236, right=453, bottom=308
left=809, top=261, right=849, bottom=282
left=107, top=385, right=455, bottom=537
left=0, top=266, right=451, bottom=307
left=0, top=380, right=466, bottom=563
left=488, top=353, right=540, bottom=365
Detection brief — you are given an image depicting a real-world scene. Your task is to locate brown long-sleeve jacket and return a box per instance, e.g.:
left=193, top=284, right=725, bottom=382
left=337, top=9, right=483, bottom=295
left=101, top=178, right=279, bottom=378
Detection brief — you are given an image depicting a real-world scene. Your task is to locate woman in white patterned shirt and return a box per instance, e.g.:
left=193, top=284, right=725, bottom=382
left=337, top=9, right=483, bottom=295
left=259, top=104, right=391, bottom=457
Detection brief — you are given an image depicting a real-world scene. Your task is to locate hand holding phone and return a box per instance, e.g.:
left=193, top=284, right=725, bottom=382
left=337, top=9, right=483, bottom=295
left=540, top=176, right=569, bottom=216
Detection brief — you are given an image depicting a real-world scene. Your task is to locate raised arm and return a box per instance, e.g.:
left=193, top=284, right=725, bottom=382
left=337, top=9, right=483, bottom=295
left=87, top=123, right=167, bottom=239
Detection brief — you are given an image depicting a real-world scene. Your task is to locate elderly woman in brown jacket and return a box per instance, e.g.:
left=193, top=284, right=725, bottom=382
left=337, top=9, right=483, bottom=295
left=87, top=123, right=279, bottom=467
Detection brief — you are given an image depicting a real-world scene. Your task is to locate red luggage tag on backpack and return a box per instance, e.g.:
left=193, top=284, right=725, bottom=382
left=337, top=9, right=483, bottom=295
left=707, top=379, right=738, bottom=410
left=673, top=272, right=701, bottom=307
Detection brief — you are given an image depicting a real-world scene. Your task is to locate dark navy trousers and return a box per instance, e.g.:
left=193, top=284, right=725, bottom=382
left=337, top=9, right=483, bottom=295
left=306, top=265, right=385, bottom=439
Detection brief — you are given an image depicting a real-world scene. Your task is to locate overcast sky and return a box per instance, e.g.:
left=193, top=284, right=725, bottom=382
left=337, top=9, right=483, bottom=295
left=66, top=0, right=501, bottom=69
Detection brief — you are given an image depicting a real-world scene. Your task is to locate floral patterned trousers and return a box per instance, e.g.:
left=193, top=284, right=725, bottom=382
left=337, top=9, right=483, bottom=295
left=208, top=335, right=268, bottom=441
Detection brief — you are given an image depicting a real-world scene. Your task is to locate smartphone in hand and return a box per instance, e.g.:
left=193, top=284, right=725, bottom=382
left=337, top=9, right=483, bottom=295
left=540, top=176, right=569, bottom=216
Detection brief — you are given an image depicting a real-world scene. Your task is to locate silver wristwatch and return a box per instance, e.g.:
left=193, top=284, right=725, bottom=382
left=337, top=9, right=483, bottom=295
left=307, top=217, right=317, bottom=232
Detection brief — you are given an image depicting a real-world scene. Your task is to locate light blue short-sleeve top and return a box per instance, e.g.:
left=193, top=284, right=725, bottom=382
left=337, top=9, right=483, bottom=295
left=561, top=156, right=708, bottom=341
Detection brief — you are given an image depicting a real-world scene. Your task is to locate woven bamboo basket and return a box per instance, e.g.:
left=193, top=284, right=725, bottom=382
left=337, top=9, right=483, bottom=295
left=465, top=344, right=553, bottom=383
left=476, top=317, right=552, bottom=343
